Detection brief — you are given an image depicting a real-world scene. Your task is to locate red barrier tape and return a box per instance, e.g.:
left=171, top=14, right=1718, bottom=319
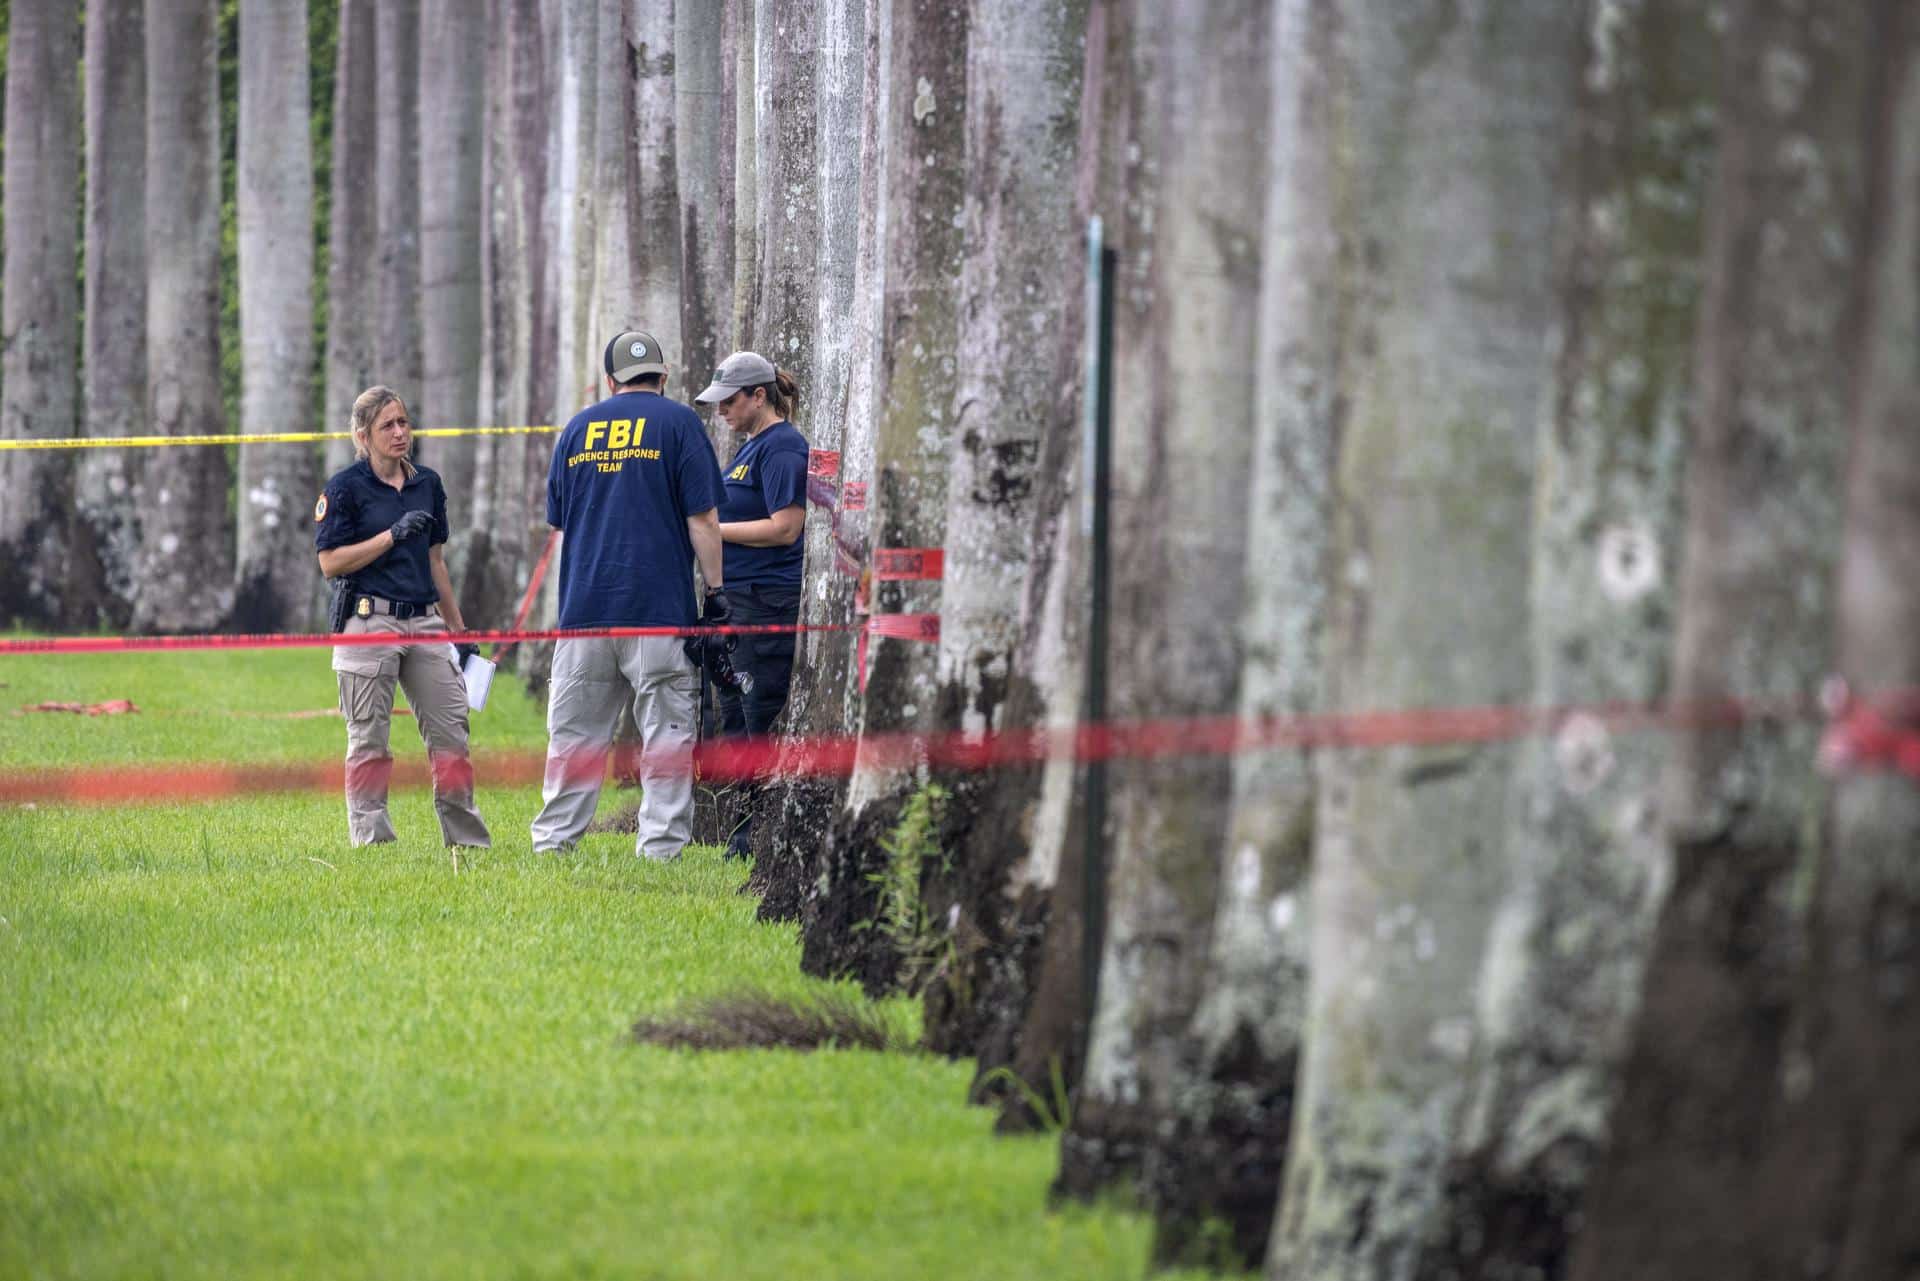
left=0, top=693, right=1852, bottom=809
left=0, top=621, right=859, bottom=657
left=872, top=548, right=944, bottom=581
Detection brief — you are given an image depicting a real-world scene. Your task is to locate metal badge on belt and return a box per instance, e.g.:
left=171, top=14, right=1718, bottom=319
left=356, top=596, right=372, bottom=618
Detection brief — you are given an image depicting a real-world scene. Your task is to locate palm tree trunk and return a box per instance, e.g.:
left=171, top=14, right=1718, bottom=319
left=798, top=0, right=970, bottom=994
left=1053, top=0, right=1273, bottom=1203
left=755, top=0, right=886, bottom=926
left=916, top=0, right=1087, bottom=1060
left=420, top=0, right=487, bottom=503
left=674, top=0, right=736, bottom=454
left=324, top=0, right=378, bottom=469
left=1566, top=1, right=1874, bottom=1275
left=1144, top=0, right=1333, bottom=1266
left=624, top=0, right=681, bottom=355
left=134, top=0, right=232, bottom=633
left=375, top=0, right=423, bottom=411
left=234, top=0, right=319, bottom=632
left=1265, top=3, right=1584, bottom=1274
left=1417, top=2, right=1718, bottom=1274
left=751, top=0, right=819, bottom=382
left=0, top=0, right=81, bottom=627
left=73, top=0, right=147, bottom=631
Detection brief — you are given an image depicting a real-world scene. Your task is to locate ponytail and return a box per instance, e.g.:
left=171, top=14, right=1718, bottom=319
left=764, top=368, right=800, bottom=419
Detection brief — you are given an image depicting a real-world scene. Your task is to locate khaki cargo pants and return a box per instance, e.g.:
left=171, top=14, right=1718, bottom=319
left=333, top=612, right=491, bottom=848
left=531, top=635, right=697, bottom=860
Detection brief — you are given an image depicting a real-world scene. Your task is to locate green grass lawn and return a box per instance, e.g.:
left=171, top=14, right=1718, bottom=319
left=0, top=647, right=1162, bottom=1279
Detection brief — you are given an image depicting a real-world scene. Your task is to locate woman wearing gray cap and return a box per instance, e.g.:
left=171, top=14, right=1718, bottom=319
left=694, top=350, right=809, bottom=861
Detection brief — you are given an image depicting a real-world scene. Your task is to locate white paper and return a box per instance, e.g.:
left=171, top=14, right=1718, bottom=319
left=462, top=654, right=496, bottom=712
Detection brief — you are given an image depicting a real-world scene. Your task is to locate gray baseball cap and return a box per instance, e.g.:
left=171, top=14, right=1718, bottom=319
left=603, top=330, right=668, bottom=383
left=694, top=350, right=778, bottom=403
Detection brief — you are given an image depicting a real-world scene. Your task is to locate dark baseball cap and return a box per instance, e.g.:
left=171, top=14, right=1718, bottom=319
left=695, top=350, right=778, bottom=403
left=604, top=330, right=668, bottom=382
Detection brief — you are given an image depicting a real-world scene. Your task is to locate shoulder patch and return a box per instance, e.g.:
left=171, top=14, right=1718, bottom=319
left=314, top=493, right=329, bottom=522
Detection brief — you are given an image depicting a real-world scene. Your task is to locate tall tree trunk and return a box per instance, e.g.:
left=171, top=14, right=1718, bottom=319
left=468, top=0, right=556, bottom=631
left=971, top=0, right=1130, bottom=1133
left=135, top=0, right=232, bottom=633
left=0, top=0, right=80, bottom=627
left=729, top=0, right=758, bottom=358
left=72, top=0, right=147, bottom=631
left=674, top=0, right=736, bottom=455
left=234, top=0, right=318, bottom=632
left=323, top=0, right=378, bottom=469
left=375, top=0, right=423, bottom=412
left=916, top=0, right=1086, bottom=1060
left=1419, top=2, right=1718, bottom=1275
left=1145, top=0, right=1333, bottom=1266
left=624, top=0, right=681, bottom=355
left=1792, top=13, right=1920, bottom=1268
left=755, top=0, right=886, bottom=926
left=798, top=0, right=970, bottom=994
left=419, top=0, right=487, bottom=503
left=1265, top=3, right=1583, bottom=1275
left=1052, top=0, right=1272, bottom=1203
left=751, top=0, right=819, bottom=381
left=1566, top=1, right=1873, bottom=1276
left=551, top=0, right=600, bottom=428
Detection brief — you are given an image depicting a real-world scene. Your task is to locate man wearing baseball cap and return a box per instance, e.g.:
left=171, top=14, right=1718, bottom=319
left=531, top=329, right=729, bottom=860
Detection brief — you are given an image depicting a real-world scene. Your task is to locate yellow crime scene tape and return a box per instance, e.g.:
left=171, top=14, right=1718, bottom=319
left=0, top=425, right=560, bottom=451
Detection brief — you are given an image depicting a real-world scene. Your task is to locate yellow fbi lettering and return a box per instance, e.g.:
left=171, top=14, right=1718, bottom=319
left=568, top=417, right=660, bottom=472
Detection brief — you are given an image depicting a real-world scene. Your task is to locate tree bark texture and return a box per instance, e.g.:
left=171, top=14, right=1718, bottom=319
left=235, top=0, right=318, bottom=632
left=624, top=0, right=682, bottom=359
left=1052, top=0, right=1272, bottom=1205
left=1145, top=0, right=1333, bottom=1266
left=0, top=0, right=80, bottom=627
left=755, top=0, right=887, bottom=928
left=323, top=0, right=378, bottom=470
left=419, top=0, right=488, bottom=504
left=751, top=0, right=819, bottom=382
left=1420, top=3, right=1718, bottom=1276
left=728, top=0, right=758, bottom=362
left=967, top=0, right=1130, bottom=1133
left=1566, top=2, right=1881, bottom=1277
left=550, top=0, right=601, bottom=431
left=468, top=0, right=557, bottom=632
left=1267, top=3, right=1584, bottom=1276
left=135, top=0, right=233, bottom=633
left=1797, top=10, right=1920, bottom=1268
left=797, top=0, right=969, bottom=995
left=72, top=0, right=147, bottom=631
left=917, top=0, right=1086, bottom=1062
left=374, top=0, right=423, bottom=417
left=674, top=0, right=737, bottom=457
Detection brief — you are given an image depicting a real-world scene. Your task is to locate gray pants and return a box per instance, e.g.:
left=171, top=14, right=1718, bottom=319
left=333, top=613, right=492, bottom=848
left=531, top=635, right=697, bottom=860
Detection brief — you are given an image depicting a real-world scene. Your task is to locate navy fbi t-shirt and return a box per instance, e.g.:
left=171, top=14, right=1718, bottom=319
left=314, top=459, right=448, bottom=605
left=718, top=420, right=809, bottom=591
left=546, top=390, right=723, bottom=629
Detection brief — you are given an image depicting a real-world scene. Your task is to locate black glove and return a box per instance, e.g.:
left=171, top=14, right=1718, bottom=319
left=389, top=509, right=434, bottom=543
left=454, top=642, right=479, bottom=668
left=702, top=587, right=733, bottom=628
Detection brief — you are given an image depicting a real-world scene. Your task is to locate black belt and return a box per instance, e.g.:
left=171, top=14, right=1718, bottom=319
left=354, top=595, right=439, bottom=621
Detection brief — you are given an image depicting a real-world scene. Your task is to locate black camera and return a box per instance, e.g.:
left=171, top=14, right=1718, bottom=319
left=686, top=635, right=754, bottom=696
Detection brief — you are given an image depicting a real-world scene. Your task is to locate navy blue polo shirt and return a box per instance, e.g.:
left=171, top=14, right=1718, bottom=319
left=314, top=459, right=448, bottom=605
left=718, top=420, right=808, bottom=591
left=545, top=390, right=724, bottom=629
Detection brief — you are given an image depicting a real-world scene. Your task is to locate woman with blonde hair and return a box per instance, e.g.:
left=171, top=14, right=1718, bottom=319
left=313, top=385, right=490, bottom=848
